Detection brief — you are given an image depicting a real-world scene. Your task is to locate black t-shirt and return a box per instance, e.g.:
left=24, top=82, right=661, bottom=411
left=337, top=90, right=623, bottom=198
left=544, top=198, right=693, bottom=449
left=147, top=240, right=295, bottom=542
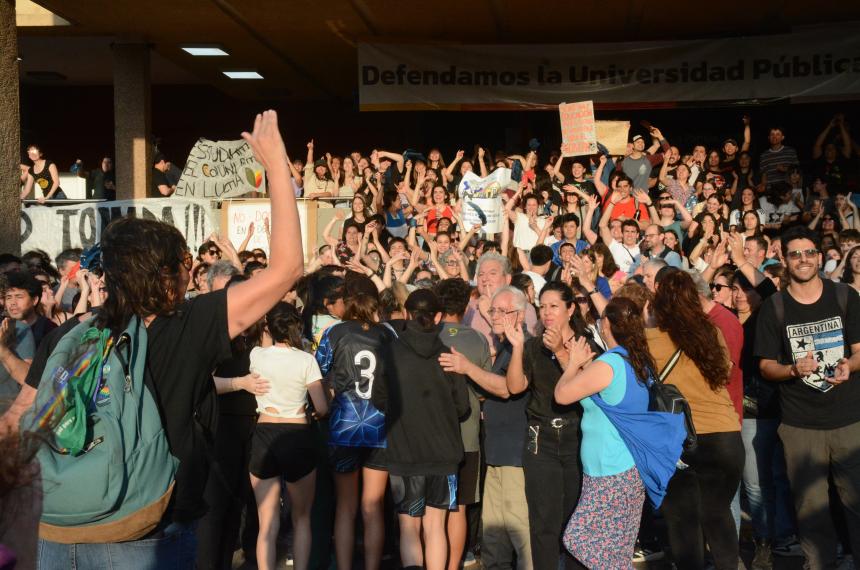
left=214, top=343, right=256, bottom=416
left=754, top=281, right=860, bottom=429
left=522, top=336, right=583, bottom=420
left=26, top=291, right=232, bottom=523
left=151, top=168, right=171, bottom=197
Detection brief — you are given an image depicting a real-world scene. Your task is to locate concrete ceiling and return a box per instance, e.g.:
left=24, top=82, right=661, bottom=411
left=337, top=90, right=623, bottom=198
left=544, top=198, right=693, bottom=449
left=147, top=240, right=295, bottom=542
left=18, top=0, right=860, bottom=101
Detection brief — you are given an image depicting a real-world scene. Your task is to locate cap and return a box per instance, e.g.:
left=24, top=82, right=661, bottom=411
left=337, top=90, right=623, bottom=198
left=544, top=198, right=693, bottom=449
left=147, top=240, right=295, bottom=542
left=723, top=138, right=739, bottom=147
left=313, top=158, right=327, bottom=168
left=631, top=134, right=644, bottom=143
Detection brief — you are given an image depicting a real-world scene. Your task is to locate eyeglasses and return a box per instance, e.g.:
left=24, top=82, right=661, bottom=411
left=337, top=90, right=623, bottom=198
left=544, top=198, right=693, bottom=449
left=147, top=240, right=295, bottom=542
left=710, top=283, right=730, bottom=292
left=786, top=248, right=819, bottom=261
left=488, top=308, right=519, bottom=317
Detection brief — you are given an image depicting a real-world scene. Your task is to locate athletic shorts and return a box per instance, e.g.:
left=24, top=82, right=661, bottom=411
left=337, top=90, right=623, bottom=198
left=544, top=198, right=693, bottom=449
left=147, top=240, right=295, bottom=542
left=390, top=473, right=458, bottom=517
left=457, top=451, right=481, bottom=505
left=328, top=445, right=387, bottom=474
left=249, top=423, right=316, bottom=481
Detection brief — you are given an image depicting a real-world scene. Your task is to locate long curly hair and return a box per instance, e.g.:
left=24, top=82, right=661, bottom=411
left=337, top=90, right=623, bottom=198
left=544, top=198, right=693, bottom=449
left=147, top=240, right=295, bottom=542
left=604, top=297, right=655, bottom=384
left=99, top=217, right=188, bottom=331
left=652, top=271, right=730, bottom=391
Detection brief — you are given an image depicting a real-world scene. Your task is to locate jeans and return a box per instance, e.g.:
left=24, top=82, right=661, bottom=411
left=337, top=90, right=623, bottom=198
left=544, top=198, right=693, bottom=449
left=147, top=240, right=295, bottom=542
left=37, top=522, right=197, bottom=569
left=196, top=414, right=257, bottom=569
left=662, top=431, right=745, bottom=570
left=522, top=418, right=585, bottom=570
left=779, top=421, right=860, bottom=570
left=741, top=418, right=795, bottom=541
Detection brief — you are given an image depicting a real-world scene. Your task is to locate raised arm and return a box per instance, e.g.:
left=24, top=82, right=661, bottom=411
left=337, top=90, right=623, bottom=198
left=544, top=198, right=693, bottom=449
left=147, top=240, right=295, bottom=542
left=306, top=139, right=314, bottom=166
left=581, top=195, right=599, bottom=244
left=377, top=150, right=405, bottom=173
left=477, top=147, right=488, bottom=178
left=503, top=320, right=529, bottom=395
left=227, top=111, right=304, bottom=338
left=598, top=192, right=618, bottom=244
left=592, top=154, right=609, bottom=199
left=445, top=150, right=465, bottom=180
left=741, top=115, right=751, bottom=152
left=551, top=154, right=566, bottom=183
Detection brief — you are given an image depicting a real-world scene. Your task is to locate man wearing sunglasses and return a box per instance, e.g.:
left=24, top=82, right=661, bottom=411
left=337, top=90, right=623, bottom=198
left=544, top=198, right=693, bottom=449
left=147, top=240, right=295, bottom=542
left=756, top=226, right=860, bottom=569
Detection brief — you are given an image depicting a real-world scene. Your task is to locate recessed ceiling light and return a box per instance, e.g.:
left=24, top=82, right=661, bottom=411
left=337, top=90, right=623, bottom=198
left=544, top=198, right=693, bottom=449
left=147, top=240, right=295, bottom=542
left=182, top=45, right=229, bottom=57
left=223, top=71, right=263, bottom=80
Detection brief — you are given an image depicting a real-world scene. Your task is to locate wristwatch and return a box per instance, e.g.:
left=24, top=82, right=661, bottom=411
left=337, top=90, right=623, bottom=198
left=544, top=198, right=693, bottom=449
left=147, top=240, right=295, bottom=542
left=587, top=288, right=599, bottom=295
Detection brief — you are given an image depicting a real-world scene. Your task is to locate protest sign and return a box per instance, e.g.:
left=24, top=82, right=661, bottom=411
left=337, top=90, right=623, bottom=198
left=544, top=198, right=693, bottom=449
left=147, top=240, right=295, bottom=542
left=457, top=168, right=511, bottom=233
left=559, top=101, right=597, bottom=156
left=221, top=199, right=313, bottom=261
left=596, top=121, right=631, bottom=155
left=20, top=199, right=216, bottom=261
left=175, top=139, right=266, bottom=199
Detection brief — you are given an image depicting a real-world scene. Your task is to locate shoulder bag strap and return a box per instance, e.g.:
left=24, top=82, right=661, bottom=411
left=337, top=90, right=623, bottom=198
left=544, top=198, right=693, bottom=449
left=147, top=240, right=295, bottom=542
left=657, top=348, right=683, bottom=384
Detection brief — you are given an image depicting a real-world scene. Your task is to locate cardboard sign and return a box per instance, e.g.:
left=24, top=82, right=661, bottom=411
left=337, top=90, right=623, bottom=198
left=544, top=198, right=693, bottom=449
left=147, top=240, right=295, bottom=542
left=559, top=101, right=597, bottom=156
left=175, top=139, right=266, bottom=199
left=596, top=121, right=631, bottom=155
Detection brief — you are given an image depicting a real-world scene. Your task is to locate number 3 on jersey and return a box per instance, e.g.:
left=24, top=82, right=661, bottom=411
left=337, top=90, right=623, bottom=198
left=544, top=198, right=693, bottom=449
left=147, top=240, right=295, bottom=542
left=353, top=350, right=376, bottom=399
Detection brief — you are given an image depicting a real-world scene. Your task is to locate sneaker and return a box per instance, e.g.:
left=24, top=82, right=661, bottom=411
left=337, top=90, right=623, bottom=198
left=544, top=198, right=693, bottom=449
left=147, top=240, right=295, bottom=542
left=462, top=551, right=479, bottom=568
left=773, top=536, right=803, bottom=557
left=751, top=539, right=773, bottom=570
left=632, top=546, right=665, bottom=562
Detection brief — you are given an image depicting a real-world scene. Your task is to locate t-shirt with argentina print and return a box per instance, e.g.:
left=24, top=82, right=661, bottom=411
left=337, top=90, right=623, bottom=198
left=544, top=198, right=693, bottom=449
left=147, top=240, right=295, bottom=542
left=754, top=280, right=860, bottom=429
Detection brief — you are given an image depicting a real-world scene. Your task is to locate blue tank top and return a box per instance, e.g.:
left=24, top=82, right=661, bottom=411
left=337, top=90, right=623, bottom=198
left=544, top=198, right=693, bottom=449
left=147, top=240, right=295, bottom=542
left=580, top=348, right=649, bottom=476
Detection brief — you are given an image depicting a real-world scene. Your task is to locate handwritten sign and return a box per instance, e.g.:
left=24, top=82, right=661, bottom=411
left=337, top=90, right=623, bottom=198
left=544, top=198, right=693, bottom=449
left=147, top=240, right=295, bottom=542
left=559, top=101, right=597, bottom=157
left=596, top=121, right=631, bottom=155
left=175, top=139, right=266, bottom=199
left=21, top=199, right=216, bottom=261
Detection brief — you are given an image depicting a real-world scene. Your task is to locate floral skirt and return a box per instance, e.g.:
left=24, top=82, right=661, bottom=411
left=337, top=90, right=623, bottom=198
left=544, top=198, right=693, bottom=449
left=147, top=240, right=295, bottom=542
left=562, top=467, right=645, bottom=570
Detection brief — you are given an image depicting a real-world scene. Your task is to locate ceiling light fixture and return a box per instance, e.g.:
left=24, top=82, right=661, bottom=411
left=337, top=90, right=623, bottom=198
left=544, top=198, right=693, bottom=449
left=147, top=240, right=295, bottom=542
left=223, top=70, right=263, bottom=79
left=182, top=45, right=229, bottom=57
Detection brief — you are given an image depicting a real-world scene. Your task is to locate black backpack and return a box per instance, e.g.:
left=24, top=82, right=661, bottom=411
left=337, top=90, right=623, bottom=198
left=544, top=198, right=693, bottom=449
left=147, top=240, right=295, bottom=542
left=649, top=348, right=697, bottom=452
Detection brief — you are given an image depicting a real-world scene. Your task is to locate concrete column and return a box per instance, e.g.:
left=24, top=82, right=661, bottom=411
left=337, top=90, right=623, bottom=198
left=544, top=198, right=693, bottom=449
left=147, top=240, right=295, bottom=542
left=112, top=42, right=151, bottom=200
left=0, top=0, right=21, bottom=255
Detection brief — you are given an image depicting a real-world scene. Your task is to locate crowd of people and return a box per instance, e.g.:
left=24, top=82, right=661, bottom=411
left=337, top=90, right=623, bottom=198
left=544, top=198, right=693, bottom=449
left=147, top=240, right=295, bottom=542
left=1, top=109, right=860, bottom=570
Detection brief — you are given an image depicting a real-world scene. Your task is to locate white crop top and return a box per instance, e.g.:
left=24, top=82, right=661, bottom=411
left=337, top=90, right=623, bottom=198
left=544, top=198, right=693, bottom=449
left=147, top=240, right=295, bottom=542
left=249, top=346, right=322, bottom=419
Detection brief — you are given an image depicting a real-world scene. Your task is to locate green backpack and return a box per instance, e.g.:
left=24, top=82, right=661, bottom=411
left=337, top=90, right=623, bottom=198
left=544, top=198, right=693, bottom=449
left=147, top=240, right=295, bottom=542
left=26, top=316, right=178, bottom=544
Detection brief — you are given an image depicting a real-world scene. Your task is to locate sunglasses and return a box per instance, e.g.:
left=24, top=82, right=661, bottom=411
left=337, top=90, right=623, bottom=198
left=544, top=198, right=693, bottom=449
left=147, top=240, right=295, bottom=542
left=786, top=248, right=819, bottom=261
left=710, top=283, right=730, bottom=292
left=574, top=296, right=589, bottom=304
left=208, top=249, right=220, bottom=256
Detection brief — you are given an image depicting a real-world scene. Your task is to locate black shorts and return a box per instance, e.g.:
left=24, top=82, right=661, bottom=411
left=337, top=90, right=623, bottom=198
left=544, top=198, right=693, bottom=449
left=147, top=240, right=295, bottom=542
left=249, top=423, right=316, bottom=482
left=328, top=444, right=387, bottom=474
left=390, top=473, right=458, bottom=517
left=457, top=451, right=481, bottom=506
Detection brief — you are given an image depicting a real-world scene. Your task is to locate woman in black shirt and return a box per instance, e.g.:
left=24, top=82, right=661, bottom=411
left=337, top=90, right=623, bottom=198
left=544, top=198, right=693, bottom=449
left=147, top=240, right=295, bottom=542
left=22, top=144, right=66, bottom=202
left=505, top=281, right=600, bottom=570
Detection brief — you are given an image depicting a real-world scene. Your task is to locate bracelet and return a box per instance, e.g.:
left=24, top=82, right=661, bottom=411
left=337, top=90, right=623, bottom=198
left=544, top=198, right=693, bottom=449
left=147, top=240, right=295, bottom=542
left=587, top=288, right=599, bottom=295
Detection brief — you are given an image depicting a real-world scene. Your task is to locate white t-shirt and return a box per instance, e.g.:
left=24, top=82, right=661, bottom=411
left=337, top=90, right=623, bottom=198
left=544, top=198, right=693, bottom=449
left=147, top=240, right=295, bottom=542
left=609, top=239, right=640, bottom=274
left=729, top=208, right=766, bottom=228
left=522, top=270, right=547, bottom=299
left=513, top=212, right=548, bottom=251
left=250, top=346, right=322, bottom=419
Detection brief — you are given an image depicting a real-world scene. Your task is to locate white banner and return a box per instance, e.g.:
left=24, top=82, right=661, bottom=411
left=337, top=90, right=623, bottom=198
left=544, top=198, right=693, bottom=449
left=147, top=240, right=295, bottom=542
left=20, top=199, right=217, bottom=261
left=175, top=139, right=266, bottom=199
left=457, top=169, right=513, bottom=233
left=358, top=24, right=860, bottom=109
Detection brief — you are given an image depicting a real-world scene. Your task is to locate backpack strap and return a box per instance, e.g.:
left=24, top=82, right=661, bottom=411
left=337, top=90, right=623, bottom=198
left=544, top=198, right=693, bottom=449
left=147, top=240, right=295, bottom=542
left=657, top=349, right=682, bottom=384
left=836, top=282, right=850, bottom=316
